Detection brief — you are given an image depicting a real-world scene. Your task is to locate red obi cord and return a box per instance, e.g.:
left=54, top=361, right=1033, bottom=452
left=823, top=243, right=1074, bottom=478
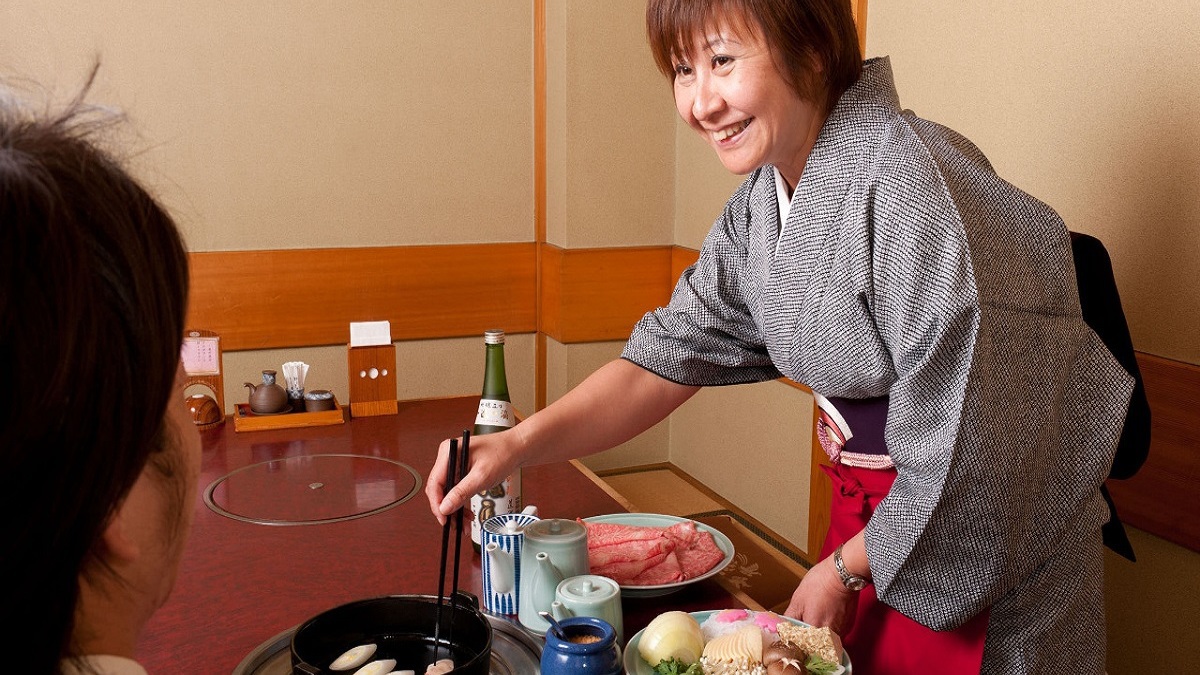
left=820, top=463, right=989, bottom=675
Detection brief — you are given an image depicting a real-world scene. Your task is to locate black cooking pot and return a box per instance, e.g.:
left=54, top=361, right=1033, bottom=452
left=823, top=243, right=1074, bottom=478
left=290, top=592, right=493, bottom=675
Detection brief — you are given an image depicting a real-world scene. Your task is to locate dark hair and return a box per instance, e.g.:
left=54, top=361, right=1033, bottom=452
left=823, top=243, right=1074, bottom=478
left=0, top=67, right=190, bottom=673
left=646, top=0, right=863, bottom=112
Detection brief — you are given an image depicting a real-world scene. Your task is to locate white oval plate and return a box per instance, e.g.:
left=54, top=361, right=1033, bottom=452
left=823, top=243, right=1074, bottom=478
left=624, top=610, right=853, bottom=674
left=582, top=513, right=734, bottom=598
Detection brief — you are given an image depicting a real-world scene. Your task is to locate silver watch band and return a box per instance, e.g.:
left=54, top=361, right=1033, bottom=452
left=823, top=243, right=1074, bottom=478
left=834, top=543, right=869, bottom=591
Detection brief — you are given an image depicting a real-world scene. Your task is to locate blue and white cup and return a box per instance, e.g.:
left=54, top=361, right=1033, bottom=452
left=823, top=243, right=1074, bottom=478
left=481, top=507, right=539, bottom=615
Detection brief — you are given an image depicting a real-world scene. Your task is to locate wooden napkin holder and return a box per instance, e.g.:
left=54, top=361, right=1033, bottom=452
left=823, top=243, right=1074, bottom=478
left=347, top=344, right=398, bottom=417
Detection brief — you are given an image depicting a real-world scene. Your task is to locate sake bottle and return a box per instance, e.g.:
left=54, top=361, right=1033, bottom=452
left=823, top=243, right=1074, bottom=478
left=470, top=329, right=520, bottom=551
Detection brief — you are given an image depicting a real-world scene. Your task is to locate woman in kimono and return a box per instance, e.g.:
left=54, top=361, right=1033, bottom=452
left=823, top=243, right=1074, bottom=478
left=427, top=0, right=1133, bottom=672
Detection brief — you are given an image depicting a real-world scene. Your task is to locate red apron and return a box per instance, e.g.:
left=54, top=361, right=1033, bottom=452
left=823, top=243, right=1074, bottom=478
left=821, top=463, right=989, bottom=674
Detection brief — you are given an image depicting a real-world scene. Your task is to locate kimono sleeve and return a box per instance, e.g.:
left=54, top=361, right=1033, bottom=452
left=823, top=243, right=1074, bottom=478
left=622, top=173, right=781, bottom=386
left=861, top=134, right=1133, bottom=631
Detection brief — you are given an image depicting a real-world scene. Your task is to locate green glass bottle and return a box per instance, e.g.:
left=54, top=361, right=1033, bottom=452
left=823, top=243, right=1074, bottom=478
left=470, top=329, right=520, bottom=551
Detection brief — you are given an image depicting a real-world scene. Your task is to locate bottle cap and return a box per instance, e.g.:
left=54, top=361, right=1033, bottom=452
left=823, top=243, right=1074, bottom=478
left=484, top=329, right=505, bottom=345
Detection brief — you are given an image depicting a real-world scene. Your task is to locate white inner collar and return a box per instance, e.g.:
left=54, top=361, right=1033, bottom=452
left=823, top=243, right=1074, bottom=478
left=773, top=166, right=792, bottom=253
left=774, top=165, right=793, bottom=223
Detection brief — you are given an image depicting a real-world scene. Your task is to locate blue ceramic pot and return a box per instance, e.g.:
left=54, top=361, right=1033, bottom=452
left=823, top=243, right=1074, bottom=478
left=539, top=616, right=621, bottom=675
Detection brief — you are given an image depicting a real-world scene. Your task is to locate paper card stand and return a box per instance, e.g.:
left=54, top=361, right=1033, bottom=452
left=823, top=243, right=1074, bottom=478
left=347, top=344, right=398, bottom=417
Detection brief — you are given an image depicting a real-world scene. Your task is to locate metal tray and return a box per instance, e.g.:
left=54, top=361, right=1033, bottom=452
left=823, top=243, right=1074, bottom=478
left=234, top=613, right=542, bottom=675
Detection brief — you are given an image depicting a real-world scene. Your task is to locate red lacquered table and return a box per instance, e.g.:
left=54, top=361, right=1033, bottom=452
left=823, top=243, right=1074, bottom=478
left=136, top=396, right=738, bottom=673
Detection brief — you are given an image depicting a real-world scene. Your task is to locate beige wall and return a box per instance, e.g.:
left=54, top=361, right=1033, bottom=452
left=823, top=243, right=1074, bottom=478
left=544, top=0, right=676, bottom=248
left=867, top=0, right=1200, bottom=365
left=1, top=1, right=535, bottom=250
left=547, top=338, right=671, bottom=470
left=670, top=383, right=814, bottom=548
left=1, top=1, right=539, bottom=410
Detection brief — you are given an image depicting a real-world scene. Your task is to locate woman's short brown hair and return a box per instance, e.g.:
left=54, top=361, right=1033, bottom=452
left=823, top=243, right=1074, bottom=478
left=0, top=65, right=190, bottom=672
left=647, top=0, right=863, bottom=112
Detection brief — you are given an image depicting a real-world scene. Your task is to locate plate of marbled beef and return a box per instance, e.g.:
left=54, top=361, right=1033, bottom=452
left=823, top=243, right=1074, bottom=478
left=579, top=514, right=734, bottom=597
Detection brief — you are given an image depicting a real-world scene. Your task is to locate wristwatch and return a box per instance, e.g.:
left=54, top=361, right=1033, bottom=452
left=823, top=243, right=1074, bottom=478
left=833, top=544, right=869, bottom=591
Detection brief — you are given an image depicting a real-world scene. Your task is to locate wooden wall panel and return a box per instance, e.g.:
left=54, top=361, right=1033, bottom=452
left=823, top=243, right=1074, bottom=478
left=852, top=0, right=869, bottom=53
left=806, top=402, right=831, bottom=564
left=186, top=244, right=536, bottom=352
left=539, top=244, right=565, bottom=340
left=671, top=246, right=700, bottom=285
left=1108, top=354, right=1200, bottom=552
left=539, top=244, right=676, bottom=344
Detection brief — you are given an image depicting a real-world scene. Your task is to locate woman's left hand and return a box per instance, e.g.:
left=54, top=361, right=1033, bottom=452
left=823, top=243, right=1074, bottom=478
left=784, top=555, right=859, bottom=636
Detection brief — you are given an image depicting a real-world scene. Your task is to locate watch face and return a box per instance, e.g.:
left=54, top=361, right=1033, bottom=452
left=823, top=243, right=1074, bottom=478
left=846, top=577, right=867, bottom=591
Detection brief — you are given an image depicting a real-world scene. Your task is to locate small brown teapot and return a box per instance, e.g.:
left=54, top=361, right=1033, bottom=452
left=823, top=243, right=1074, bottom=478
left=245, top=369, right=289, bottom=413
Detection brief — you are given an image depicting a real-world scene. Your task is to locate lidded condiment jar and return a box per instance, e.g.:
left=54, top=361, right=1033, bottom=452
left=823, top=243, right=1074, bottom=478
left=539, top=616, right=621, bottom=675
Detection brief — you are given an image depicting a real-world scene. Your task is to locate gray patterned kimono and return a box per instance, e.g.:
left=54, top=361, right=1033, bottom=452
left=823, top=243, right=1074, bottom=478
left=622, top=57, right=1133, bottom=673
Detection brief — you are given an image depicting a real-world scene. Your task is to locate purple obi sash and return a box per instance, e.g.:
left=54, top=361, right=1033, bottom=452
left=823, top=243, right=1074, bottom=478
left=813, top=392, right=892, bottom=469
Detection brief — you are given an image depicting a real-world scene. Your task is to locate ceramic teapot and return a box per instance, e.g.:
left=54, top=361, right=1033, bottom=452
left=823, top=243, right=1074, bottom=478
left=480, top=506, right=539, bottom=615
left=518, top=518, right=589, bottom=634
left=550, top=575, right=623, bottom=644
left=244, top=369, right=289, bottom=413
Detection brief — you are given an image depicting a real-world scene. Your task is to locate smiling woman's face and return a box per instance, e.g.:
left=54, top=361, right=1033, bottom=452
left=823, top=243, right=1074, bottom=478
left=671, top=22, right=826, bottom=190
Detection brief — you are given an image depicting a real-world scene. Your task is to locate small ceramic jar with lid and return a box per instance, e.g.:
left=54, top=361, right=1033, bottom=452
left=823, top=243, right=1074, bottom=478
left=539, top=616, right=621, bottom=675
left=303, top=389, right=336, bottom=412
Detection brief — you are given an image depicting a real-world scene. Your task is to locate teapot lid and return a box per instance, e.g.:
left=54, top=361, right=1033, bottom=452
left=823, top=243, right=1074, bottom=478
left=557, top=574, right=620, bottom=603
left=482, top=512, right=539, bottom=536
left=524, top=518, right=586, bottom=543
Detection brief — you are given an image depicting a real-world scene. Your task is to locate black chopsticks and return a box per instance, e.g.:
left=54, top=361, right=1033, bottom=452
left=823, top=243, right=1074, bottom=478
left=433, top=430, right=470, bottom=663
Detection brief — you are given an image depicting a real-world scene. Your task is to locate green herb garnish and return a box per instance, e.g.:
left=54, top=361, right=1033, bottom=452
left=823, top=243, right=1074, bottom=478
left=805, top=653, right=842, bottom=675
left=653, top=657, right=703, bottom=675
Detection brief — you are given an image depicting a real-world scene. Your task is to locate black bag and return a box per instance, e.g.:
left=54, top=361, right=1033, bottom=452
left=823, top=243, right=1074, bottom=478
left=1070, top=232, right=1152, bottom=561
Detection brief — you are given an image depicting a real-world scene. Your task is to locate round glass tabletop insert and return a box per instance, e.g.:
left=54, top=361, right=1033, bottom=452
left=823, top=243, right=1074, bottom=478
left=204, top=454, right=422, bottom=526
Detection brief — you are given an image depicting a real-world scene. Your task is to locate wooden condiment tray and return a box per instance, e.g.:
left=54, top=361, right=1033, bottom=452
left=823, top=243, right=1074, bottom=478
left=232, top=400, right=346, bottom=432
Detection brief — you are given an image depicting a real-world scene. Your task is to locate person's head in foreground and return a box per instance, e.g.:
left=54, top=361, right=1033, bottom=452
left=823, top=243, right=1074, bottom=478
left=0, top=68, right=200, bottom=674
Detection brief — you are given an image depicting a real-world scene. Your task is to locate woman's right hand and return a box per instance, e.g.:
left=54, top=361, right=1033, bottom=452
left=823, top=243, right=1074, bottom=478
left=425, top=426, right=524, bottom=525
left=424, top=359, right=698, bottom=525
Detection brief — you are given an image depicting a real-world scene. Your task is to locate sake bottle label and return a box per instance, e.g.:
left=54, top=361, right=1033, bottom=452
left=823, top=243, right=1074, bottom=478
left=470, top=471, right=522, bottom=546
left=475, top=398, right=515, bottom=428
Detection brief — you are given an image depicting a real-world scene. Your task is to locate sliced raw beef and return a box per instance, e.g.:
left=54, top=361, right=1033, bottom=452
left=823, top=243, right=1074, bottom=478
left=663, top=521, right=726, bottom=579
left=591, top=548, right=673, bottom=583
left=585, top=523, right=674, bottom=568
left=581, top=518, right=725, bottom=586
left=582, top=520, right=664, bottom=547
left=630, top=550, right=684, bottom=585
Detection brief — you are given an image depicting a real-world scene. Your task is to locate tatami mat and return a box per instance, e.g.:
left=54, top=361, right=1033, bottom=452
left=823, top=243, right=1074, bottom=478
left=598, top=469, right=725, bottom=516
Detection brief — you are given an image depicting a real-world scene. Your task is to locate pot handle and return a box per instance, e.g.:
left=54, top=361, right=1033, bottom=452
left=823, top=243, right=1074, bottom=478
left=452, top=589, right=481, bottom=609
left=293, top=662, right=321, bottom=675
